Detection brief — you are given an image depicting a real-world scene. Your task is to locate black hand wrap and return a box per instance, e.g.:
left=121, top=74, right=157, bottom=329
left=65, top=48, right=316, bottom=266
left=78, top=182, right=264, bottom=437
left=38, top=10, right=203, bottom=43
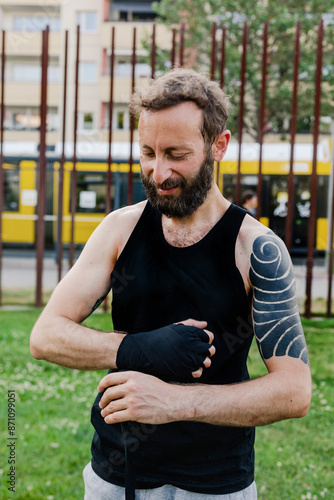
left=116, top=324, right=211, bottom=382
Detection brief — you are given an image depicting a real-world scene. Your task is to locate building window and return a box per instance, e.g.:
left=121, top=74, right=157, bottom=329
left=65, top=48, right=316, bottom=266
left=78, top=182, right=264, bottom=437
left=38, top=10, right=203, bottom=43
left=8, top=64, right=60, bottom=83
left=117, top=112, right=124, bottom=130
left=116, top=61, right=150, bottom=78
left=5, top=107, right=58, bottom=131
left=13, top=16, right=61, bottom=32
left=83, top=113, right=94, bottom=130
left=76, top=12, right=98, bottom=33
left=12, top=65, right=41, bottom=83
left=79, top=62, right=97, bottom=83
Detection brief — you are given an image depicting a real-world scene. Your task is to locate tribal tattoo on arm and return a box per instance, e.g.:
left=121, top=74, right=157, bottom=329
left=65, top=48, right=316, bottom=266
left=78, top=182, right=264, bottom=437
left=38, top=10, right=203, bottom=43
left=249, top=231, right=309, bottom=365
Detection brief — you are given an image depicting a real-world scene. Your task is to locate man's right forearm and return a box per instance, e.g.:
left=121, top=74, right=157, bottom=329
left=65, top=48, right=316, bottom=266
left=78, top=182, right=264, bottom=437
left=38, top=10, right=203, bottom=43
left=30, top=315, right=125, bottom=371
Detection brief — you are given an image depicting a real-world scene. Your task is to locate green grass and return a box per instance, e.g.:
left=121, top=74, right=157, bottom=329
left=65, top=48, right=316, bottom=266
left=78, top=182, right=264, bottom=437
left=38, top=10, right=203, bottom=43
left=0, top=311, right=333, bottom=499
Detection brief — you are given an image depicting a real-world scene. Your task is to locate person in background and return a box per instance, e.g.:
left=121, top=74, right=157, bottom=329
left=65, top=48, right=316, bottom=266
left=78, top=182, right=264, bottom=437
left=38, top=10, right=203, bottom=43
left=240, top=190, right=258, bottom=216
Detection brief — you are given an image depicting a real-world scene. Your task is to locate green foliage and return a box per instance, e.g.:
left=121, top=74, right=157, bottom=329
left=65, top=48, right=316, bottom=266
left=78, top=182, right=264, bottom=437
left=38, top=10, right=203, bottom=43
left=150, top=0, right=334, bottom=139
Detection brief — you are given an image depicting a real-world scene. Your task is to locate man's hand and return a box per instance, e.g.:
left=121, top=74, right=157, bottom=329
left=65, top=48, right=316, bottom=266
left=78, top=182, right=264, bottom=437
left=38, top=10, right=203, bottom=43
left=177, top=319, right=215, bottom=378
left=98, top=370, right=184, bottom=425
left=116, top=318, right=215, bottom=382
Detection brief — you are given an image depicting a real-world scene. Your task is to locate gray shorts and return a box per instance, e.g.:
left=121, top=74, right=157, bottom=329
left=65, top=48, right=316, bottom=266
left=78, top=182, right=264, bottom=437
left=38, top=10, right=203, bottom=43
left=83, top=462, right=257, bottom=500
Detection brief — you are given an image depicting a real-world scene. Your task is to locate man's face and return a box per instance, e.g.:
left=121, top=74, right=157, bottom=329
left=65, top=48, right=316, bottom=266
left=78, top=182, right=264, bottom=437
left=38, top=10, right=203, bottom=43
left=138, top=102, right=215, bottom=219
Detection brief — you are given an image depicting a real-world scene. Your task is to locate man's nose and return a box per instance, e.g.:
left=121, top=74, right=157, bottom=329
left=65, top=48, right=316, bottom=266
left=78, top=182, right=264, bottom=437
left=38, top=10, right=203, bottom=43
left=151, top=157, right=172, bottom=185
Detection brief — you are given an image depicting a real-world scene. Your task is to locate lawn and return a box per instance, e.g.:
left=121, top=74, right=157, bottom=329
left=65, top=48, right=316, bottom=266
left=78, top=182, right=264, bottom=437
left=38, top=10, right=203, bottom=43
left=0, top=310, right=333, bottom=500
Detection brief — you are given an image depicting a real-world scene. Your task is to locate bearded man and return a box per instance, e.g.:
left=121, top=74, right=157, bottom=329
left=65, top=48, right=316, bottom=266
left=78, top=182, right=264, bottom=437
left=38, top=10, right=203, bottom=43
left=31, top=69, right=311, bottom=500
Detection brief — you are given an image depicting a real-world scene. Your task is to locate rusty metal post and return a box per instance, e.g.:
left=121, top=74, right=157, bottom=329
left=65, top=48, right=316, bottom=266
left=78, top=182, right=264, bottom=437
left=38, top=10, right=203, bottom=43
left=304, top=20, right=324, bottom=319
left=151, top=23, right=156, bottom=79
left=127, top=27, right=136, bottom=205
left=179, top=22, right=185, bottom=67
left=69, top=25, right=80, bottom=268
left=219, top=26, right=226, bottom=89
left=285, top=22, right=300, bottom=253
left=106, top=26, right=115, bottom=215
left=326, top=127, right=334, bottom=317
left=235, top=23, right=248, bottom=207
left=35, top=27, right=49, bottom=307
left=171, top=28, right=176, bottom=69
left=210, top=22, right=217, bottom=81
left=57, top=30, right=68, bottom=283
left=0, top=30, right=6, bottom=305
left=256, top=20, right=269, bottom=220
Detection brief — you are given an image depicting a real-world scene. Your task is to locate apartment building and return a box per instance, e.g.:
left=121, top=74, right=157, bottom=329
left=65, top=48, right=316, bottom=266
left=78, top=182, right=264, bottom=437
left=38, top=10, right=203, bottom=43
left=0, top=0, right=170, bottom=148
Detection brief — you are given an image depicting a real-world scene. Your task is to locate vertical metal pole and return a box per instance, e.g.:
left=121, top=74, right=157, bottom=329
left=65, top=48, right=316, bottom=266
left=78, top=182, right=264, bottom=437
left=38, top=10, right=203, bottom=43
left=210, top=22, right=217, bottom=81
left=236, top=23, right=247, bottom=207
left=285, top=21, right=300, bottom=253
left=304, top=20, right=324, bottom=318
left=35, top=27, right=49, bottom=307
left=151, top=23, right=156, bottom=80
left=179, top=22, right=185, bottom=67
left=106, top=26, right=115, bottom=215
left=69, top=25, right=80, bottom=268
left=57, top=30, right=68, bottom=283
left=256, top=20, right=269, bottom=220
left=171, top=28, right=176, bottom=69
left=0, top=30, right=6, bottom=305
left=219, top=26, right=226, bottom=89
left=127, top=27, right=136, bottom=205
left=326, top=125, right=334, bottom=317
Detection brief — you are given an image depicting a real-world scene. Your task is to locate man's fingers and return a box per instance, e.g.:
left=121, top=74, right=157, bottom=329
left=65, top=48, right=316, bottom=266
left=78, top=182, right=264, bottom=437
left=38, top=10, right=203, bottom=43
left=98, top=371, right=129, bottom=393
left=101, top=397, right=127, bottom=418
left=104, top=409, right=129, bottom=424
left=178, top=318, right=208, bottom=329
left=203, top=356, right=212, bottom=369
left=204, top=329, right=214, bottom=345
left=209, top=345, right=216, bottom=357
left=99, top=386, right=125, bottom=410
left=192, top=367, right=203, bottom=378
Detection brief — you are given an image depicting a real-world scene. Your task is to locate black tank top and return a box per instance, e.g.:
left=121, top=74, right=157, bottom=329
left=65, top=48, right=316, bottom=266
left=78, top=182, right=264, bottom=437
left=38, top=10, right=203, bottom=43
left=91, top=201, right=255, bottom=494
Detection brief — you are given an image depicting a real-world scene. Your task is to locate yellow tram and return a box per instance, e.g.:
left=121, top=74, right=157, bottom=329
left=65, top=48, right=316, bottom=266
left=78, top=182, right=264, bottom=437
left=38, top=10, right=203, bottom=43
left=1, top=139, right=332, bottom=253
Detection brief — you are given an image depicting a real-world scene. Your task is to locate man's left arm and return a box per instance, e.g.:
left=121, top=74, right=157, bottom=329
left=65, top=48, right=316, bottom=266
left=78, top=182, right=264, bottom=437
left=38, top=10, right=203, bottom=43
left=98, top=231, right=312, bottom=426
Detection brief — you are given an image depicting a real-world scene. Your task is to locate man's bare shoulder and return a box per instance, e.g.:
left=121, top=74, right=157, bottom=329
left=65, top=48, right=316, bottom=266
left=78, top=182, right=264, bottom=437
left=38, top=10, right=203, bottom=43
left=236, top=214, right=275, bottom=292
left=104, top=200, right=147, bottom=258
left=238, top=214, right=271, bottom=252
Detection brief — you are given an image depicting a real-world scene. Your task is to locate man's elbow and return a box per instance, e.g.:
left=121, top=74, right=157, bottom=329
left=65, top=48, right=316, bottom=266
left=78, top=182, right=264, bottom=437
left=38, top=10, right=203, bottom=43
left=292, top=379, right=312, bottom=419
left=30, top=325, right=47, bottom=360
left=30, top=334, right=42, bottom=360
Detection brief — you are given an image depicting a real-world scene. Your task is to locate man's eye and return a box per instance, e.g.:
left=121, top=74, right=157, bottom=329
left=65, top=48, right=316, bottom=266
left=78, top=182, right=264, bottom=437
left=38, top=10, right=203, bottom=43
left=168, top=154, right=186, bottom=161
left=142, top=152, right=155, bottom=158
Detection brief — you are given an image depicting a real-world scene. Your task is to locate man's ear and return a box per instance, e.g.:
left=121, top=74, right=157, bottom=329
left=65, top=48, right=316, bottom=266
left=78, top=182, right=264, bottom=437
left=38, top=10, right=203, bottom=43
left=212, top=130, right=231, bottom=161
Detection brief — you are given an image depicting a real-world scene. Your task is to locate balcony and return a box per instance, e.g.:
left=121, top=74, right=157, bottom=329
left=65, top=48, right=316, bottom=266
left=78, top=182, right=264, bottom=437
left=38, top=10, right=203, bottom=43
left=5, top=82, right=60, bottom=107
left=0, top=31, right=61, bottom=57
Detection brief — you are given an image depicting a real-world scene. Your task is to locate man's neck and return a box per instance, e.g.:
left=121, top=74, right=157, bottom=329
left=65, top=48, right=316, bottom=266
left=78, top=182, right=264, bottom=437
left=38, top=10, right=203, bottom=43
left=161, top=186, right=230, bottom=247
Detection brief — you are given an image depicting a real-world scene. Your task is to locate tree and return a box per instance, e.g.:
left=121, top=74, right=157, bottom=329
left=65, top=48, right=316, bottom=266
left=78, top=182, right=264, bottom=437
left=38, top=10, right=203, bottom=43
left=149, top=0, right=334, bottom=140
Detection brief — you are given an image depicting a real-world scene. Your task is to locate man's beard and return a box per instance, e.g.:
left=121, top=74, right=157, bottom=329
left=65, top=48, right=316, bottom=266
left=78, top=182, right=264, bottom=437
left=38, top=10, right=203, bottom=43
left=140, top=150, right=215, bottom=219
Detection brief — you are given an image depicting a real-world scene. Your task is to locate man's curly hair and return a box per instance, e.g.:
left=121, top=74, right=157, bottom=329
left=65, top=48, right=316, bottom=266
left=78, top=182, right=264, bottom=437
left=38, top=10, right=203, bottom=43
left=130, top=68, right=229, bottom=146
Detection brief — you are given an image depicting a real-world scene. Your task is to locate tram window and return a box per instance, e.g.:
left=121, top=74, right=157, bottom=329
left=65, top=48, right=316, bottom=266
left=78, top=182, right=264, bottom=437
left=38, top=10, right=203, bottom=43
left=317, top=175, right=328, bottom=218
left=222, top=174, right=258, bottom=205
left=74, top=172, right=113, bottom=213
left=4, top=168, right=19, bottom=212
